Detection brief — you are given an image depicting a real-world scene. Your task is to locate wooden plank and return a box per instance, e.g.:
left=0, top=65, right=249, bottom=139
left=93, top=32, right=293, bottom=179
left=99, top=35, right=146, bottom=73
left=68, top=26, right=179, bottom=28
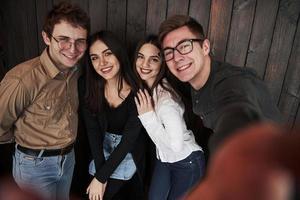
left=0, top=1, right=8, bottom=74
left=53, top=0, right=67, bottom=6
left=294, top=105, right=300, bottom=129
left=264, top=0, right=300, bottom=103
left=146, top=0, right=167, bottom=35
left=246, top=0, right=279, bottom=78
left=189, top=0, right=211, bottom=36
left=167, top=0, right=189, bottom=17
left=0, top=1, right=12, bottom=69
left=107, top=0, right=127, bottom=42
left=53, top=0, right=88, bottom=12
left=89, top=0, right=107, bottom=34
left=126, top=0, right=147, bottom=55
left=208, top=0, right=233, bottom=61
left=3, top=1, right=36, bottom=68
left=36, top=0, right=53, bottom=54
left=225, top=0, right=256, bottom=67
left=18, top=0, right=39, bottom=61
left=0, top=47, right=6, bottom=80
left=278, top=18, right=300, bottom=127
left=69, top=0, right=89, bottom=13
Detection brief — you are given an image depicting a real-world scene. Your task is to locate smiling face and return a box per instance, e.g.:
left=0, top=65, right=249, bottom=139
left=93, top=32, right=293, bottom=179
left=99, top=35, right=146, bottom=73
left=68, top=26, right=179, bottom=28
left=89, top=39, right=120, bottom=81
left=162, top=26, right=211, bottom=90
left=42, top=20, right=87, bottom=71
left=135, top=43, right=162, bottom=88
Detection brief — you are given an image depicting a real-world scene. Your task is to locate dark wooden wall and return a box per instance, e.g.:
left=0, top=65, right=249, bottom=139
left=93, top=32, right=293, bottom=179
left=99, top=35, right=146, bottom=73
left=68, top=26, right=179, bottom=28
left=0, top=0, right=299, bottom=128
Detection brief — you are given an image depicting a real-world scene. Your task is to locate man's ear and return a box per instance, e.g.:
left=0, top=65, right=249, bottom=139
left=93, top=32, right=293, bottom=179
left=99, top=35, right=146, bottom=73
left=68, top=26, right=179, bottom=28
left=202, top=39, right=210, bottom=56
left=42, top=31, right=51, bottom=46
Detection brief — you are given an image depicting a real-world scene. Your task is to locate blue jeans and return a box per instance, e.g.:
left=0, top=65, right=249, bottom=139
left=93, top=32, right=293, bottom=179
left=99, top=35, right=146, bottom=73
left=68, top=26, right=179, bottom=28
left=149, top=151, right=205, bottom=200
left=13, top=146, right=75, bottom=200
left=89, top=132, right=136, bottom=180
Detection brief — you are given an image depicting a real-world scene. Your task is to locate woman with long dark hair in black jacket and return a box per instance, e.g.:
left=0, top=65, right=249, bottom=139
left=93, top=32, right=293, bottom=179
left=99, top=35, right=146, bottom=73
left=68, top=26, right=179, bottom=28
left=79, top=31, right=146, bottom=200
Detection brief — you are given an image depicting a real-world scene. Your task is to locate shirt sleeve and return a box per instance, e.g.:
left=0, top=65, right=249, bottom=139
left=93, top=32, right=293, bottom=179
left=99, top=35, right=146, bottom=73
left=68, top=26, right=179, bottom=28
left=78, top=77, right=106, bottom=180
left=94, top=95, right=143, bottom=183
left=209, top=76, right=264, bottom=153
left=138, top=98, right=185, bottom=152
left=0, top=76, right=30, bottom=142
left=81, top=105, right=105, bottom=175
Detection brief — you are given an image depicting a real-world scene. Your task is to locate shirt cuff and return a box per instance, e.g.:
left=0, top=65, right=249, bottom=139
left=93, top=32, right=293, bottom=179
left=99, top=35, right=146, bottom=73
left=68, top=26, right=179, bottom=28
left=138, top=111, right=156, bottom=125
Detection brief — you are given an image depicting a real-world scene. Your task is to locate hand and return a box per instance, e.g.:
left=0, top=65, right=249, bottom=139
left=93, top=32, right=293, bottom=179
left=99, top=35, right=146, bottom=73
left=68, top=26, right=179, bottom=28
left=86, top=178, right=107, bottom=200
left=134, top=89, right=154, bottom=115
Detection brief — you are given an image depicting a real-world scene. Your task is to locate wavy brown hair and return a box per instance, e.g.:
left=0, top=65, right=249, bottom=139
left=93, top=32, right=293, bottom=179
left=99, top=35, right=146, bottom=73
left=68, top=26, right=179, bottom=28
left=43, top=1, right=90, bottom=37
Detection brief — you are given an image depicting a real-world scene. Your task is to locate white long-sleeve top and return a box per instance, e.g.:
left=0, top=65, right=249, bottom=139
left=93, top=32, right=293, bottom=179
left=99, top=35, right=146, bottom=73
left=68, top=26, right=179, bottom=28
left=138, top=81, right=202, bottom=163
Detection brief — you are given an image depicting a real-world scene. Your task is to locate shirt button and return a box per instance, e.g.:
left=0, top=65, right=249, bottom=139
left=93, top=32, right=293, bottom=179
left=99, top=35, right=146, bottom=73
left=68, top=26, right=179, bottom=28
left=195, top=100, right=199, bottom=104
left=200, top=116, right=204, bottom=120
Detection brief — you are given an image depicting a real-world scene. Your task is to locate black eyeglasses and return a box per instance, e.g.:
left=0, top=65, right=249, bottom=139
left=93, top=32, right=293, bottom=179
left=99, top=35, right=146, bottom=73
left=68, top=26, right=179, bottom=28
left=163, top=39, right=203, bottom=61
left=49, top=33, right=87, bottom=52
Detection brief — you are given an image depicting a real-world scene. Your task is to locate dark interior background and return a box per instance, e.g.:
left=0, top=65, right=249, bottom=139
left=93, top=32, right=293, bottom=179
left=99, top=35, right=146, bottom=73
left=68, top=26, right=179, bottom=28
left=1, top=0, right=299, bottom=127
left=0, top=0, right=299, bottom=197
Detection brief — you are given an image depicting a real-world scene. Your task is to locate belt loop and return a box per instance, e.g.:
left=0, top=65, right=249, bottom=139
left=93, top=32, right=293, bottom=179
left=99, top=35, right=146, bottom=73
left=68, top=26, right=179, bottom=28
left=38, top=150, right=44, bottom=158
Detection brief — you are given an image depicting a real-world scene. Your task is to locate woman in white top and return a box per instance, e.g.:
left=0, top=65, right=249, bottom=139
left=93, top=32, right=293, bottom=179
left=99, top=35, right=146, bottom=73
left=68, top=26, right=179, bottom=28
left=133, top=35, right=205, bottom=200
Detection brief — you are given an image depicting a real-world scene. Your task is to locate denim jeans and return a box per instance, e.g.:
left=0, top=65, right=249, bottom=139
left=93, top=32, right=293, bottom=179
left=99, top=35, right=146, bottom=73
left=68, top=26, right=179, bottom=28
left=89, top=132, right=136, bottom=180
left=13, top=146, right=75, bottom=200
left=148, top=151, right=205, bottom=200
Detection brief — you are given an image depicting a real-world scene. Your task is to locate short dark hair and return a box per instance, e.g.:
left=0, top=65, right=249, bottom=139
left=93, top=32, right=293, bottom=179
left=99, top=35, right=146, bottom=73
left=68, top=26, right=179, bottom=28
left=85, top=31, right=137, bottom=113
left=158, top=15, right=205, bottom=45
left=43, top=1, right=90, bottom=37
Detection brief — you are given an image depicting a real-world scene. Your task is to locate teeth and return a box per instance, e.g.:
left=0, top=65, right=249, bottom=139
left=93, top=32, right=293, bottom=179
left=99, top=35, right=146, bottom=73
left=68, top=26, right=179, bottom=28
left=177, top=64, right=190, bottom=71
left=140, top=68, right=151, bottom=74
left=63, top=54, right=77, bottom=59
left=101, top=67, right=113, bottom=73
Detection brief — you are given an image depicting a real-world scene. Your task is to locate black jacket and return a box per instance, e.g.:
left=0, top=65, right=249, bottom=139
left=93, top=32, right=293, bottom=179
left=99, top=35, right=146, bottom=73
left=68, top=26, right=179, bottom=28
left=78, top=78, right=146, bottom=183
left=192, top=61, right=282, bottom=154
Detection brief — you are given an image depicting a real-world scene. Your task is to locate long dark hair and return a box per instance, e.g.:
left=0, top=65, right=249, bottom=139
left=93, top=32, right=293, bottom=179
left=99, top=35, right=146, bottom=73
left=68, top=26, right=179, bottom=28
left=133, top=35, right=178, bottom=99
left=85, top=30, right=137, bottom=113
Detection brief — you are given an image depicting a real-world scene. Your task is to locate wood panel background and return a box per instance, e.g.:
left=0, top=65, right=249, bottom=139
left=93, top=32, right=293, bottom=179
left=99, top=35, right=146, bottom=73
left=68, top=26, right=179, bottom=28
left=0, top=0, right=299, bottom=128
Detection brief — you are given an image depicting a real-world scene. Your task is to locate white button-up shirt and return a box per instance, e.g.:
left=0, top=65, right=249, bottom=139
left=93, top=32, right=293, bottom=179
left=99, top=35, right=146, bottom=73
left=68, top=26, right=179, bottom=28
left=138, top=82, right=202, bottom=163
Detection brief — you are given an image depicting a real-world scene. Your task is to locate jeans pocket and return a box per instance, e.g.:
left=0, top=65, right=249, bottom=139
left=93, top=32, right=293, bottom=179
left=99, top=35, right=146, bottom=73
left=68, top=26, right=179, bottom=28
left=175, top=151, right=204, bottom=169
left=20, top=154, right=44, bottom=166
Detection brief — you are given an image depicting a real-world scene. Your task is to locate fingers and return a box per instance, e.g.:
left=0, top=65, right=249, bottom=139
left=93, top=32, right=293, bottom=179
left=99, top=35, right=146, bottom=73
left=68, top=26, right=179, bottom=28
left=136, top=89, right=151, bottom=105
left=134, top=96, right=140, bottom=107
left=143, top=89, right=151, bottom=102
left=135, top=89, right=154, bottom=115
left=137, top=89, right=145, bottom=105
left=88, top=192, right=101, bottom=200
left=87, top=186, right=101, bottom=200
left=91, top=194, right=100, bottom=200
left=88, top=191, right=92, bottom=200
